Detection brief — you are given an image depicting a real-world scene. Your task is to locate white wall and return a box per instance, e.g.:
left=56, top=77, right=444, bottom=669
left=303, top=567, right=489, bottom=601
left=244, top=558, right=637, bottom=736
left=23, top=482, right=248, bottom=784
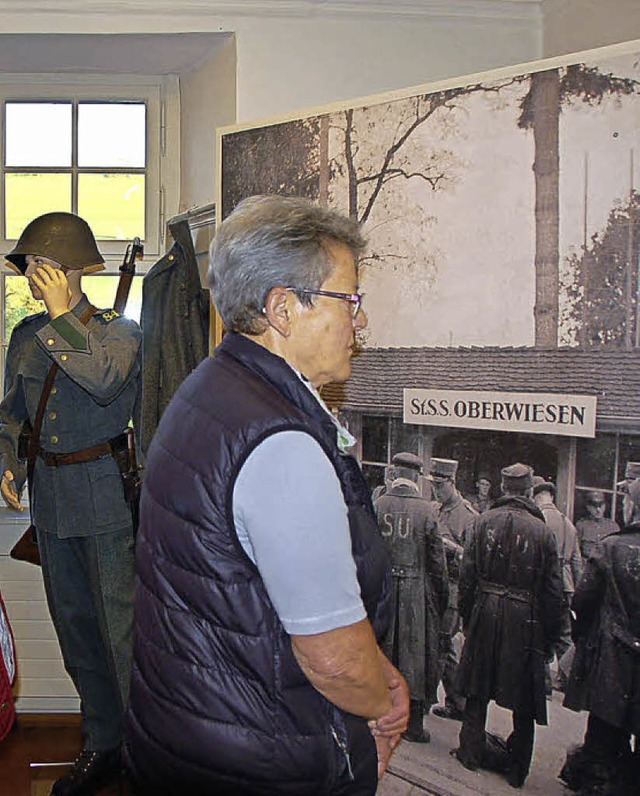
left=0, top=3, right=543, bottom=122
left=227, top=14, right=542, bottom=123
left=179, top=35, right=236, bottom=212
left=543, top=0, right=640, bottom=56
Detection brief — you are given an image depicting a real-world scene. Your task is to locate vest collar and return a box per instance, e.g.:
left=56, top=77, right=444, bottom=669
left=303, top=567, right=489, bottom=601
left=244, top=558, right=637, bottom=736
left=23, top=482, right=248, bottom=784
left=217, top=332, right=339, bottom=445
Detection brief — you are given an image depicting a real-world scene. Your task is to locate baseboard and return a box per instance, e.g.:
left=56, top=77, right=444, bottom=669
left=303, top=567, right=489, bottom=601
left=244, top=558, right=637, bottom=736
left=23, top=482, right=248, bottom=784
left=15, top=712, right=82, bottom=727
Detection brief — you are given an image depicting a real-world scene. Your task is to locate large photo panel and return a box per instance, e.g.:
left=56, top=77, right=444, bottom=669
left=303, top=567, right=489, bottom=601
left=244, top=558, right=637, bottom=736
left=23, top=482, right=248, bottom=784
left=218, top=39, right=640, bottom=351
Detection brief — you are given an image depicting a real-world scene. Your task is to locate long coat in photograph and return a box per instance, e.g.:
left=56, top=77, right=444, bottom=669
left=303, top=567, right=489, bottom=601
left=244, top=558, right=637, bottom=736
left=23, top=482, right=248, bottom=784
left=563, top=527, right=640, bottom=733
left=376, top=482, right=448, bottom=703
left=457, top=495, right=565, bottom=723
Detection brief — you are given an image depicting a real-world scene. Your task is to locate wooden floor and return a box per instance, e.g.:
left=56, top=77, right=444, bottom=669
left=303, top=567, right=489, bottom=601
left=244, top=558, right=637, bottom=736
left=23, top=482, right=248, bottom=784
left=0, top=714, right=134, bottom=796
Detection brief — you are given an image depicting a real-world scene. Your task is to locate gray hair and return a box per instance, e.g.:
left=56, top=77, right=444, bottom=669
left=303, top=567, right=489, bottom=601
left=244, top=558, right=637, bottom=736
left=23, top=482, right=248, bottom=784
left=208, top=195, right=366, bottom=334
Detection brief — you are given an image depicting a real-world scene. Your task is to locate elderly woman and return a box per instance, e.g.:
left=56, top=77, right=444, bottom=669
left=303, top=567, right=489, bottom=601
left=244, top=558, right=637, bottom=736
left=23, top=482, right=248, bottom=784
left=125, top=195, right=409, bottom=795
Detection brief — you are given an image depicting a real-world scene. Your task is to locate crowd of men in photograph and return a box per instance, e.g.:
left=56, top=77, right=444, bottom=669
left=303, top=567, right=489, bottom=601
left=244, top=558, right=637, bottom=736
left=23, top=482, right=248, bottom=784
left=373, top=454, right=639, bottom=795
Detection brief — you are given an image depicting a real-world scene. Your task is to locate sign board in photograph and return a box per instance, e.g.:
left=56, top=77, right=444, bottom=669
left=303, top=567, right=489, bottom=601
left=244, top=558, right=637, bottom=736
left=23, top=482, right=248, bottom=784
left=404, top=388, right=597, bottom=438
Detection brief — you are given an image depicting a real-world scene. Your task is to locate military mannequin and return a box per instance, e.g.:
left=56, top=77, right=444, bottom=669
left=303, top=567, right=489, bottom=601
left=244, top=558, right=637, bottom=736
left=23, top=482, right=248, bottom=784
left=428, top=457, right=477, bottom=721
left=375, top=452, right=448, bottom=743
left=0, top=213, right=141, bottom=796
left=561, top=462, right=640, bottom=796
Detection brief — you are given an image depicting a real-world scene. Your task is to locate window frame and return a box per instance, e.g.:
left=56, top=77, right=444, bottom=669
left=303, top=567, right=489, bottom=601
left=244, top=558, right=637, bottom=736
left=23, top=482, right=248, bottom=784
left=0, top=72, right=180, bottom=389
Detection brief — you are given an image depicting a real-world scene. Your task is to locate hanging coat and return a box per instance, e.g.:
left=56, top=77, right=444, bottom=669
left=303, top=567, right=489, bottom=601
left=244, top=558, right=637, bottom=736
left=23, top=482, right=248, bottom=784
left=138, top=218, right=210, bottom=454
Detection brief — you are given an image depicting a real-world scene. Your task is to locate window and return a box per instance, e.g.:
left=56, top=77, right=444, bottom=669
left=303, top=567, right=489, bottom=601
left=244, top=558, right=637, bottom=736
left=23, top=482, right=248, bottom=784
left=360, top=414, right=424, bottom=494
left=0, top=74, right=179, bottom=383
left=575, top=432, right=640, bottom=524
left=5, top=101, right=147, bottom=241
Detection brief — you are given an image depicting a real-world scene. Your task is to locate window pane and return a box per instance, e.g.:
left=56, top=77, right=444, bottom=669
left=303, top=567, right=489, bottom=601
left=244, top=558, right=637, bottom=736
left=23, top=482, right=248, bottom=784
left=361, top=415, right=389, bottom=464
left=4, top=275, right=45, bottom=341
left=389, top=418, right=421, bottom=458
left=78, top=173, right=145, bottom=240
left=575, top=435, right=617, bottom=491
left=78, top=103, right=146, bottom=168
left=5, top=103, right=72, bottom=167
left=362, top=463, right=385, bottom=497
left=5, top=173, right=72, bottom=239
left=83, top=274, right=143, bottom=322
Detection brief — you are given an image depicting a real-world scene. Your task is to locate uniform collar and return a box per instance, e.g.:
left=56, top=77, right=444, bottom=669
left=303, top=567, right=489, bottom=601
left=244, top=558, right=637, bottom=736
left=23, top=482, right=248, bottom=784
left=70, top=293, right=92, bottom=319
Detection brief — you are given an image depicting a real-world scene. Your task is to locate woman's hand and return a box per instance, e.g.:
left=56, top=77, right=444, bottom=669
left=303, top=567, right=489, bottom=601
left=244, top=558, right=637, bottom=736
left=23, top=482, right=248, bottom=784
left=368, top=654, right=409, bottom=778
left=369, top=654, right=409, bottom=738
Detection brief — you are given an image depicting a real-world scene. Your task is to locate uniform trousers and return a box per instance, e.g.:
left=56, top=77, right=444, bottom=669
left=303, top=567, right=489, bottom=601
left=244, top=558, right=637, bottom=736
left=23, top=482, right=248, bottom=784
left=437, top=581, right=465, bottom=712
left=545, top=593, right=573, bottom=691
left=38, top=526, right=135, bottom=750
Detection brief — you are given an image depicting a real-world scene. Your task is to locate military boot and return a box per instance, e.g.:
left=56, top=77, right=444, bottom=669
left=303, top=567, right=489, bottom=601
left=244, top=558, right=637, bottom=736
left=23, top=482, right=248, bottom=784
left=402, top=700, right=430, bottom=743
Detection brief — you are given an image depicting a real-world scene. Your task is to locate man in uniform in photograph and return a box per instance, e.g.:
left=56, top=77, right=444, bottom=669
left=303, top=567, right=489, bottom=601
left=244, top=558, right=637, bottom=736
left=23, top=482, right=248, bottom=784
left=455, top=463, right=565, bottom=789
left=575, top=490, right=619, bottom=560
left=532, top=476, right=582, bottom=692
left=561, top=461, right=640, bottom=796
left=375, top=452, right=448, bottom=744
left=468, top=472, right=493, bottom=514
left=0, top=212, right=141, bottom=796
left=428, top=457, right=477, bottom=722
left=371, top=463, right=397, bottom=507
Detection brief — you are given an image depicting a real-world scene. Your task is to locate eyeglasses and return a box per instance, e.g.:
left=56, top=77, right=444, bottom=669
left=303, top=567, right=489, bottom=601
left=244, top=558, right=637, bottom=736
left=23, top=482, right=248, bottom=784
left=288, top=288, right=364, bottom=317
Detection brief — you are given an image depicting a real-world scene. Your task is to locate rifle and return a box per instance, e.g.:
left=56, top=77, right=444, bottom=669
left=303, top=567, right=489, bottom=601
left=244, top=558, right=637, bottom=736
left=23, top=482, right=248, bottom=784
left=113, top=237, right=144, bottom=315
left=112, top=237, right=144, bottom=532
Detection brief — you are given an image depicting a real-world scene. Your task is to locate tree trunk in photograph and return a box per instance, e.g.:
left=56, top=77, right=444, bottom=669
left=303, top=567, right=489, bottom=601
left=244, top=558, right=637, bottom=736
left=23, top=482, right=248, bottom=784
left=319, top=114, right=330, bottom=207
left=531, top=68, right=561, bottom=349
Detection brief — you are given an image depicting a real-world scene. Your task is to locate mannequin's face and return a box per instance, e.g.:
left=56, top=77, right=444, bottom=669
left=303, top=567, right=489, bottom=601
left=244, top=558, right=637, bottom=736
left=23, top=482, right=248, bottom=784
left=25, top=255, right=65, bottom=300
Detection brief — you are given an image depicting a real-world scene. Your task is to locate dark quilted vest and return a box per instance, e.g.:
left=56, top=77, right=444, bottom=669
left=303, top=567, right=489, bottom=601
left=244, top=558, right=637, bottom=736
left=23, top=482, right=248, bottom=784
left=125, top=333, right=391, bottom=795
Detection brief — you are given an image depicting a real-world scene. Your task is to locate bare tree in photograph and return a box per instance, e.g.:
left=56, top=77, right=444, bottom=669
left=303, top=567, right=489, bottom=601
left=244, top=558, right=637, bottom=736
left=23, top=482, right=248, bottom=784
left=327, top=81, right=522, bottom=291
left=518, top=64, right=638, bottom=348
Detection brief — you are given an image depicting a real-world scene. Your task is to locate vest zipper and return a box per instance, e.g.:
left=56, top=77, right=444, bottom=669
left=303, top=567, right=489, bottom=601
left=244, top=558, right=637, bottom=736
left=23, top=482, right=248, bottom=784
left=330, top=724, right=354, bottom=781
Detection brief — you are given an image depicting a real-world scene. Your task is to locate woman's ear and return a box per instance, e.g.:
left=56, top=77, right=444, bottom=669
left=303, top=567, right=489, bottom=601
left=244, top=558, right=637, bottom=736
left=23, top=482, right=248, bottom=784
left=263, top=286, right=292, bottom=337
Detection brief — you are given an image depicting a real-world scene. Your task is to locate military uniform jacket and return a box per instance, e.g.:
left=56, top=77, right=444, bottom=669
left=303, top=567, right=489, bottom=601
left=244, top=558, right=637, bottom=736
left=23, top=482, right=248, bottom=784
left=0, top=294, right=141, bottom=538
left=436, top=491, right=477, bottom=581
left=564, top=527, right=640, bottom=733
left=537, top=499, right=583, bottom=595
left=575, top=516, right=619, bottom=559
left=457, top=496, right=565, bottom=724
left=376, top=482, right=448, bottom=702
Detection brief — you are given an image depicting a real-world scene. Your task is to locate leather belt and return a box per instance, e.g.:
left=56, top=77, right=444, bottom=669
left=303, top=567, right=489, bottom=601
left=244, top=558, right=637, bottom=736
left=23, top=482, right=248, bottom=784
left=391, top=565, right=420, bottom=578
left=36, top=433, right=127, bottom=467
left=479, top=579, right=533, bottom=605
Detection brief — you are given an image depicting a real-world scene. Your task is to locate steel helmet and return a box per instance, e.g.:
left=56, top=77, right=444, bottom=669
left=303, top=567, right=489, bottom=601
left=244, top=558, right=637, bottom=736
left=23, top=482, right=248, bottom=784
left=5, top=212, right=105, bottom=275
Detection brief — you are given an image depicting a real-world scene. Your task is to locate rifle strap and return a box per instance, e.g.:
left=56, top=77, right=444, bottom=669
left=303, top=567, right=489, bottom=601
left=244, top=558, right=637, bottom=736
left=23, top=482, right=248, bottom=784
left=26, top=304, right=98, bottom=508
